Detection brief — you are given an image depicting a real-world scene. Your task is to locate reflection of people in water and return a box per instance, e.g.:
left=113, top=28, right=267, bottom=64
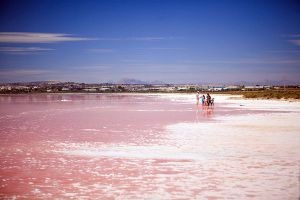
left=203, top=104, right=214, bottom=118
left=195, top=100, right=214, bottom=122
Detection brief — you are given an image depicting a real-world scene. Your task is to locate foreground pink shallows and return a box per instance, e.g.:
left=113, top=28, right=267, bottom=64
left=0, top=94, right=299, bottom=199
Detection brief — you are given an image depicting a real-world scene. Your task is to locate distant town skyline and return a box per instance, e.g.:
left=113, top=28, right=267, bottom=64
left=0, top=0, right=300, bottom=84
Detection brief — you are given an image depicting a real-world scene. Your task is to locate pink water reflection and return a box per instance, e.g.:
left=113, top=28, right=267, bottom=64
left=0, top=94, right=299, bottom=199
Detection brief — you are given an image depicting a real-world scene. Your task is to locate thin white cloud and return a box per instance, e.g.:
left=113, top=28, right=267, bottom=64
left=265, top=50, right=300, bottom=54
left=0, top=47, right=54, bottom=54
left=78, top=37, right=175, bottom=41
left=0, top=32, right=182, bottom=43
left=0, top=32, right=95, bottom=43
left=183, top=59, right=300, bottom=65
left=0, top=67, right=112, bottom=82
left=0, top=69, right=61, bottom=83
left=285, top=34, right=300, bottom=38
left=71, top=65, right=112, bottom=70
left=88, top=46, right=186, bottom=53
left=0, top=69, right=55, bottom=76
left=284, top=34, right=300, bottom=46
left=288, top=39, right=300, bottom=46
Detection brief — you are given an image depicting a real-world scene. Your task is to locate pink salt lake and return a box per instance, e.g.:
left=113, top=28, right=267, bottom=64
left=0, top=94, right=299, bottom=199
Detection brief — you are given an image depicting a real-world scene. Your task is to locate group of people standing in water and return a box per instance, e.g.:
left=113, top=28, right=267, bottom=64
left=196, top=91, right=214, bottom=106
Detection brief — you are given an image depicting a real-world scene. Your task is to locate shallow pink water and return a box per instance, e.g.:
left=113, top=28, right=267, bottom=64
left=0, top=94, right=299, bottom=199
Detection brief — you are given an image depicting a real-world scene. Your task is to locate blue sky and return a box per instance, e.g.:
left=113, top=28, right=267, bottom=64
left=0, top=0, right=299, bottom=84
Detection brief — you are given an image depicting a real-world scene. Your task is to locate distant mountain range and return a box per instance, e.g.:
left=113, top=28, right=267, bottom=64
left=115, top=78, right=299, bottom=86
left=116, top=78, right=166, bottom=85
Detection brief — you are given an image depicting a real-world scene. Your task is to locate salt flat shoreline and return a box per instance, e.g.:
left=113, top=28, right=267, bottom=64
left=1, top=92, right=300, bottom=102
left=1, top=92, right=299, bottom=112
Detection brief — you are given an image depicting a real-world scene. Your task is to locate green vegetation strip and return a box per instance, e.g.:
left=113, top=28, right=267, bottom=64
left=215, top=89, right=300, bottom=99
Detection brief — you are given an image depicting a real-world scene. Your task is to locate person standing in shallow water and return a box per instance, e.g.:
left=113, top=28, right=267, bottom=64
left=206, top=93, right=211, bottom=106
left=196, top=91, right=200, bottom=105
left=202, top=95, right=205, bottom=106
